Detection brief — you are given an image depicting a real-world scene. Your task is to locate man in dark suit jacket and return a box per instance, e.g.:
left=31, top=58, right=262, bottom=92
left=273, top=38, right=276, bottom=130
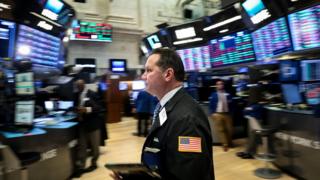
left=136, top=48, right=214, bottom=180
left=209, top=80, right=233, bottom=151
left=73, top=79, right=102, bottom=177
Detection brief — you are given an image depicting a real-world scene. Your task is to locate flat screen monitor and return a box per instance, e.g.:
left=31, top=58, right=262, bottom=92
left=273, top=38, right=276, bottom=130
left=252, top=17, right=292, bottom=63
left=15, top=101, right=34, bottom=125
left=119, top=82, right=128, bottom=90
left=131, top=91, right=140, bottom=100
left=70, top=20, right=112, bottom=42
left=279, top=60, right=300, bottom=82
left=57, top=101, right=73, bottom=110
left=281, top=84, right=302, bottom=104
left=301, top=59, right=320, bottom=82
left=241, top=0, right=271, bottom=24
left=44, top=0, right=64, bottom=14
left=288, top=4, right=320, bottom=51
left=209, top=30, right=255, bottom=67
left=176, top=45, right=211, bottom=71
left=132, top=80, right=145, bottom=90
left=303, top=83, right=320, bottom=105
left=45, top=101, right=55, bottom=112
left=110, top=59, right=127, bottom=73
left=15, top=72, right=35, bottom=95
left=15, top=25, right=61, bottom=69
left=146, top=34, right=162, bottom=49
left=0, top=19, right=16, bottom=59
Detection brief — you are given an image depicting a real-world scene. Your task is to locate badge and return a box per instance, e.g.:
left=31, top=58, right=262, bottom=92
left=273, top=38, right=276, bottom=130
left=159, top=107, right=167, bottom=126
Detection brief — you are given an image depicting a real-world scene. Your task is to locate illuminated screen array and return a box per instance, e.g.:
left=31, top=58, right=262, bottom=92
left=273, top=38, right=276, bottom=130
left=70, top=21, right=112, bottom=42
left=0, top=19, right=16, bottom=59
left=176, top=46, right=211, bottom=71
left=252, top=17, right=292, bottom=62
left=301, top=59, right=320, bottom=81
left=288, top=4, right=320, bottom=50
left=15, top=25, right=61, bottom=68
left=209, top=31, right=255, bottom=67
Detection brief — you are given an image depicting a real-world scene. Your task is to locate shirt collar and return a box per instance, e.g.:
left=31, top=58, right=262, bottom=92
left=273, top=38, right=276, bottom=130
left=159, top=86, right=183, bottom=107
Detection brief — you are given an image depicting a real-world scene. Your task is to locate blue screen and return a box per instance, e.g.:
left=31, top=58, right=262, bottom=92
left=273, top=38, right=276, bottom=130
left=242, top=0, right=266, bottom=17
left=252, top=17, right=292, bottom=63
left=301, top=59, right=320, bottom=81
left=288, top=4, right=320, bottom=51
left=110, top=59, right=126, bottom=72
left=45, top=0, right=64, bottom=14
left=0, top=19, right=16, bottom=59
left=279, top=60, right=299, bottom=82
left=282, top=84, right=302, bottom=104
left=303, top=83, right=320, bottom=105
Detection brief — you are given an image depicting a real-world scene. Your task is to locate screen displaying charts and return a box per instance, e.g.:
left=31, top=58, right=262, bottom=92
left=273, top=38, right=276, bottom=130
left=252, top=17, right=292, bottom=62
left=0, top=19, right=16, bottom=59
left=209, top=31, right=255, bottom=67
left=15, top=25, right=61, bottom=69
left=288, top=4, right=320, bottom=51
left=176, top=45, right=211, bottom=71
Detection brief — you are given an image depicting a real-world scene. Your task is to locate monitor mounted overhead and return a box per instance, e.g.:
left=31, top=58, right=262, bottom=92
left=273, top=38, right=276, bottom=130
left=241, top=0, right=271, bottom=25
left=109, top=59, right=127, bottom=73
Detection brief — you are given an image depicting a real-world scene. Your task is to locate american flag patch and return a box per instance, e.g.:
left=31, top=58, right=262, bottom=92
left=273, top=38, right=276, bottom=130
left=178, top=136, right=202, bottom=153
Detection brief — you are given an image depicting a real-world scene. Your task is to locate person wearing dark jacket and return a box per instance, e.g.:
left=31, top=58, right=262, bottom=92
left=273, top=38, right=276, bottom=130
left=73, top=79, right=102, bottom=177
left=111, top=48, right=214, bottom=180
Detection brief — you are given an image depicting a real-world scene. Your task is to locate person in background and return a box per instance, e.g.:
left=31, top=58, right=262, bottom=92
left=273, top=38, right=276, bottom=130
left=72, top=79, right=102, bottom=178
left=209, top=79, right=233, bottom=152
left=111, top=48, right=214, bottom=180
left=134, top=90, right=157, bottom=137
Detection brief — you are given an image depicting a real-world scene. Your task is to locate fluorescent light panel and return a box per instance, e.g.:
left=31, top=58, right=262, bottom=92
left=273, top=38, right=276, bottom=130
left=175, top=27, right=196, bottom=39
left=203, top=15, right=242, bottom=31
left=173, top=37, right=203, bottom=45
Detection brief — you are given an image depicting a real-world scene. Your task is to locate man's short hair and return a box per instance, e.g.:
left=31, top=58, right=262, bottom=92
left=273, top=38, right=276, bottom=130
left=150, top=48, right=185, bottom=82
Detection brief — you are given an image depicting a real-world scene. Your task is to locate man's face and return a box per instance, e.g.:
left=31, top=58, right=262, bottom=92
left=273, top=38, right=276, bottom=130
left=142, top=54, right=166, bottom=97
left=216, top=81, right=224, bottom=91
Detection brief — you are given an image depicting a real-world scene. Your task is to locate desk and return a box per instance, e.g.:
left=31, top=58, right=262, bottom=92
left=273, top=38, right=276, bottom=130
left=265, top=106, right=320, bottom=180
left=0, top=115, right=78, bottom=180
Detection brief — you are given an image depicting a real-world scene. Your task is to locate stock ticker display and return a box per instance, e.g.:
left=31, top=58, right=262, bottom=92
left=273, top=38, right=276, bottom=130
left=288, top=4, right=320, bottom=51
left=70, top=21, right=112, bottom=42
left=15, top=25, right=61, bottom=68
left=176, top=45, right=211, bottom=71
left=252, top=17, right=292, bottom=62
left=209, top=31, right=255, bottom=67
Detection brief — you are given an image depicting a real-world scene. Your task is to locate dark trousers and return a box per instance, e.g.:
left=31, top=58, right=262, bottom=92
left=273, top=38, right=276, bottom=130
left=76, top=126, right=101, bottom=169
left=137, top=112, right=151, bottom=136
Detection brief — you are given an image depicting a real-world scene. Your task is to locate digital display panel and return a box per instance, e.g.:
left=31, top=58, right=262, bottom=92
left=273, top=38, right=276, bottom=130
left=242, top=0, right=266, bottom=17
left=110, top=59, right=126, bottom=73
left=209, top=31, right=255, bottom=67
left=15, top=72, right=35, bottom=95
left=302, top=83, right=320, bottom=105
left=282, top=84, right=302, bottom=104
left=252, top=17, right=292, bottom=62
left=15, top=25, right=61, bottom=69
left=176, top=45, right=211, bottom=71
left=301, top=59, right=320, bottom=81
left=132, top=80, right=145, bottom=90
left=0, top=19, right=16, bottom=59
left=288, top=4, right=320, bottom=51
left=45, top=0, right=64, bottom=14
left=70, top=20, right=112, bottom=42
left=279, top=60, right=299, bottom=82
left=15, top=101, right=34, bottom=125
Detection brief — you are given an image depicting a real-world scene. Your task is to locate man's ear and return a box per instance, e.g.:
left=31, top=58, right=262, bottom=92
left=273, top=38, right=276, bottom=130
left=164, top=68, right=174, bottom=82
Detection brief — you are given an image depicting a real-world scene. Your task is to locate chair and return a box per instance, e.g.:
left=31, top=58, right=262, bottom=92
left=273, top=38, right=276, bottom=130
left=246, top=115, right=282, bottom=179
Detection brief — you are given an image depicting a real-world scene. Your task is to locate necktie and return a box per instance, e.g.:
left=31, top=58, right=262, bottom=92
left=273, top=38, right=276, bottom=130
left=150, top=103, right=161, bottom=131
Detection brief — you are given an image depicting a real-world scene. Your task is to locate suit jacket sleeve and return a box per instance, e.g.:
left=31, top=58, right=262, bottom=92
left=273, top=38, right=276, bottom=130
left=164, top=112, right=214, bottom=180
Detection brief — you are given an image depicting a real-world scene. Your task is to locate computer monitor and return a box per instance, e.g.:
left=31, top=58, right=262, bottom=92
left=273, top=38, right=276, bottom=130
left=119, top=82, right=128, bottom=91
left=301, top=59, right=320, bottom=81
left=110, top=59, right=127, bottom=73
left=281, top=84, right=302, bottom=104
left=15, top=72, right=35, bottom=95
left=279, top=60, right=300, bottom=82
left=303, top=83, right=320, bottom=105
left=45, top=101, right=55, bottom=112
left=15, top=101, right=34, bottom=126
left=132, top=80, right=145, bottom=90
left=57, top=101, right=74, bottom=110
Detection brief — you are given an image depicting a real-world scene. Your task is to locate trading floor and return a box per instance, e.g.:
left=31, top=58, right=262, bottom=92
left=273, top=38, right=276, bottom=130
left=78, top=117, right=294, bottom=180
